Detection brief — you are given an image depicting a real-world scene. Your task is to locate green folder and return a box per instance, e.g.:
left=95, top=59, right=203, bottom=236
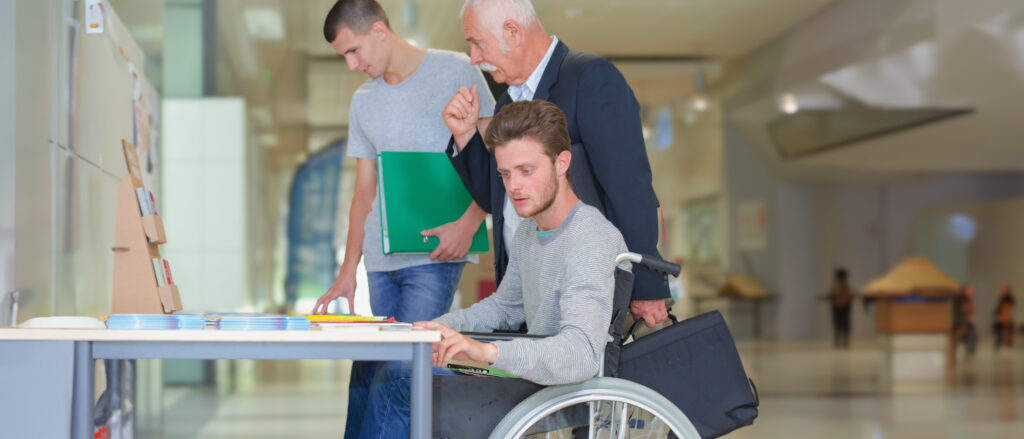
left=445, top=362, right=519, bottom=379
left=377, top=151, right=489, bottom=254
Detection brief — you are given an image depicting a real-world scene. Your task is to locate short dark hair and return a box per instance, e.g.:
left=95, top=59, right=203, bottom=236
left=484, top=100, right=571, bottom=163
left=323, top=0, right=390, bottom=43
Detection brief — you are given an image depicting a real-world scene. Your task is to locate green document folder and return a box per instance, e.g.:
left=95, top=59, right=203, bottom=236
left=377, top=151, right=489, bottom=254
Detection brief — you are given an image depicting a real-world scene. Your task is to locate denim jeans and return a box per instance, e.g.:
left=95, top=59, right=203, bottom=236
left=345, top=262, right=465, bottom=439
left=357, top=362, right=457, bottom=439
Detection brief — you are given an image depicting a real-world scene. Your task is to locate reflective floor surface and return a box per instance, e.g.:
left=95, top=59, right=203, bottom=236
left=144, top=338, right=1024, bottom=438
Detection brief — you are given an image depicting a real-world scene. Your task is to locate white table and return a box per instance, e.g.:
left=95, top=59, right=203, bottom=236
left=0, top=327, right=440, bottom=438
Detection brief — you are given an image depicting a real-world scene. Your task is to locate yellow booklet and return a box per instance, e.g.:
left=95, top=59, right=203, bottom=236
left=304, top=315, right=390, bottom=323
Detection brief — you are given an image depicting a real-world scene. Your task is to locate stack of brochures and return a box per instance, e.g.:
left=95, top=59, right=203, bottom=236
left=211, top=315, right=310, bottom=331
left=218, top=316, right=288, bottom=331
left=107, top=314, right=179, bottom=330
left=135, top=187, right=158, bottom=217
left=151, top=258, right=174, bottom=287
left=284, top=316, right=311, bottom=330
left=176, top=313, right=206, bottom=329
left=107, top=313, right=209, bottom=330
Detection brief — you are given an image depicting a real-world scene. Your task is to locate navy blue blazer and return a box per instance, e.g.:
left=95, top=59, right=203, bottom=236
left=447, top=41, right=670, bottom=302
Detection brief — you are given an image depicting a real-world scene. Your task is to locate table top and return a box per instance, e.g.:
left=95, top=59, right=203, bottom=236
left=0, top=327, right=441, bottom=343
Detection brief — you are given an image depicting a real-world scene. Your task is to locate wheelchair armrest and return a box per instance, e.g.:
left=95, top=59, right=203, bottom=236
left=464, top=331, right=546, bottom=343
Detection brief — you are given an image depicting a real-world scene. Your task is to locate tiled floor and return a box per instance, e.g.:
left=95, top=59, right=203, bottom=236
left=142, top=339, right=1024, bottom=438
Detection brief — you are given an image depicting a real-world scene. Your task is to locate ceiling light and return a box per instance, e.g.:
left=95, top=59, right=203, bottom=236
left=250, top=107, right=273, bottom=128
left=690, top=71, right=709, bottom=112
left=948, top=214, right=977, bottom=243
left=778, top=93, right=799, bottom=114
left=691, top=96, right=709, bottom=112
left=244, top=8, right=284, bottom=41
left=259, top=133, right=278, bottom=147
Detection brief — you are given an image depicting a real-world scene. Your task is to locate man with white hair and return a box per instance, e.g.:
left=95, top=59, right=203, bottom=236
left=443, top=0, right=672, bottom=328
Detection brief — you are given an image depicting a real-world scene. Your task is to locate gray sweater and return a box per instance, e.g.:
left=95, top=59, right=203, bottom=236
left=435, top=202, right=628, bottom=385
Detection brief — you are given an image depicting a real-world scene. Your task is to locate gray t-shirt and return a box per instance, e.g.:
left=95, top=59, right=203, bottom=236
left=347, top=49, right=496, bottom=272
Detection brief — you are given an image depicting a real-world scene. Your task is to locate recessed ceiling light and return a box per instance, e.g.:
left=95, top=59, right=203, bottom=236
left=777, top=93, right=799, bottom=114
left=259, top=132, right=278, bottom=147
left=250, top=107, right=273, bottom=128
left=244, top=8, right=284, bottom=41
left=691, top=95, right=709, bottom=112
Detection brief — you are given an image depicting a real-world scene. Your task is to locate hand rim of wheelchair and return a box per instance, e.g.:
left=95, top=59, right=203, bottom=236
left=488, top=377, right=701, bottom=439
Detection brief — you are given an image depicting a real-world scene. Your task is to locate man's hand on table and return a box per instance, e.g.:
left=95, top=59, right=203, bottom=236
left=414, top=321, right=498, bottom=367
left=311, top=269, right=357, bottom=315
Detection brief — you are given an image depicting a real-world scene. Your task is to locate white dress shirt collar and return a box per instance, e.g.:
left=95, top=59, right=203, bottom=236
left=508, top=36, right=559, bottom=102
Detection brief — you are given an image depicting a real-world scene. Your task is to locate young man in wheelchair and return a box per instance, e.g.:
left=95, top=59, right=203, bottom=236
left=355, top=99, right=629, bottom=437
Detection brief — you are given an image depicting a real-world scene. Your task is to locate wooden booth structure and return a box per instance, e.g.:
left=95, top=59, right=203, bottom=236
left=863, top=256, right=960, bottom=378
left=863, top=256, right=960, bottom=333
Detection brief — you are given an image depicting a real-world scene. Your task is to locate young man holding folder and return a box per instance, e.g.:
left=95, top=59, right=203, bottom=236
left=359, top=99, right=629, bottom=438
left=310, top=1, right=494, bottom=437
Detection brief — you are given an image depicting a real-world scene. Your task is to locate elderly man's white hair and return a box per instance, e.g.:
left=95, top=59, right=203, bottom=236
left=461, top=0, right=539, bottom=52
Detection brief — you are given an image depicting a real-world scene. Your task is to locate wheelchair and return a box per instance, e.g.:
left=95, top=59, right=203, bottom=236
left=433, top=252, right=702, bottom=439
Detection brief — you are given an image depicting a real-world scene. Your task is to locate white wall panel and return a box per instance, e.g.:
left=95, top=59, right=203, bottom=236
left=162, top=98, right=249, bottom=313
left=76, top=1, right=146, bottom=176
left=162, top=100, right=204, bottom=160
left=13, top=0, right=58, bottom=320
left=3, top=0, right=162, bottom=323
left=0, top=0, right=14, bottom=324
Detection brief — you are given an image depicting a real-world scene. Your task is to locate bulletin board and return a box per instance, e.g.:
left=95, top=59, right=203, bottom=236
left=681, top=197, right=719, bottom=267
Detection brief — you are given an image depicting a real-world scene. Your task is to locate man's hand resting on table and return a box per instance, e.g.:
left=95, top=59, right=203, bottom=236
left=414, top=321, right=498, bottom=367
left=311, top=269, right=357, bottom=315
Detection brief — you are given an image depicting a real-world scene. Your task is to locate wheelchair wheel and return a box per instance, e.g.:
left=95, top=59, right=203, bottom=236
left=489, top=377, right=700, bottom=439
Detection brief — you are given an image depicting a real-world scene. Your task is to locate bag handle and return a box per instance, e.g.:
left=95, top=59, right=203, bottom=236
left=622, top=314, right=678, bottom=345
left=749, top=377, right=759, bottom=406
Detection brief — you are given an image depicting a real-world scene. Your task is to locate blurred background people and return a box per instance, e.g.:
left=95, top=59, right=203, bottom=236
left=955, top=286, right=978, bottom=356
left=829, top=267, right=853, bottom=349
left=994, top=283, right=1015, bottom=351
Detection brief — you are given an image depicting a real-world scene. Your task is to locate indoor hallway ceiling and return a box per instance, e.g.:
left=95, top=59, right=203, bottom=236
left=212, top=0, right=835, bottom=154
left=726, top=0, right=1024, bottom=179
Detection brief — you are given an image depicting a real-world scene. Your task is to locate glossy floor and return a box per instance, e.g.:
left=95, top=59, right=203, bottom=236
left=144, top=338, right=1024, bottom=438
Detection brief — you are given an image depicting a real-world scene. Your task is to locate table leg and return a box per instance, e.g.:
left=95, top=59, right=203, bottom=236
left=72, top=341, right=94, bottom=439
left=410, top=343, right=432, bottom=439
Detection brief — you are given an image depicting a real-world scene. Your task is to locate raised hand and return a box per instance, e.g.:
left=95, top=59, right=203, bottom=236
left=442, top=85, right=482, bottom=150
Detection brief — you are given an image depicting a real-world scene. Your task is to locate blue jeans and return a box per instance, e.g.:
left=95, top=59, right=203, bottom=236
left=358, top=362, right=457, bottom=439
left=345, top=262, right=465, bottom=439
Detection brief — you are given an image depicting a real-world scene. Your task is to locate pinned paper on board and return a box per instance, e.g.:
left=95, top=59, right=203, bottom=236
left=121, top=140, right=144, bottom=189
left=736, top=201, right=767, bottom=251
left=85, top=0, right=105, bottom=34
